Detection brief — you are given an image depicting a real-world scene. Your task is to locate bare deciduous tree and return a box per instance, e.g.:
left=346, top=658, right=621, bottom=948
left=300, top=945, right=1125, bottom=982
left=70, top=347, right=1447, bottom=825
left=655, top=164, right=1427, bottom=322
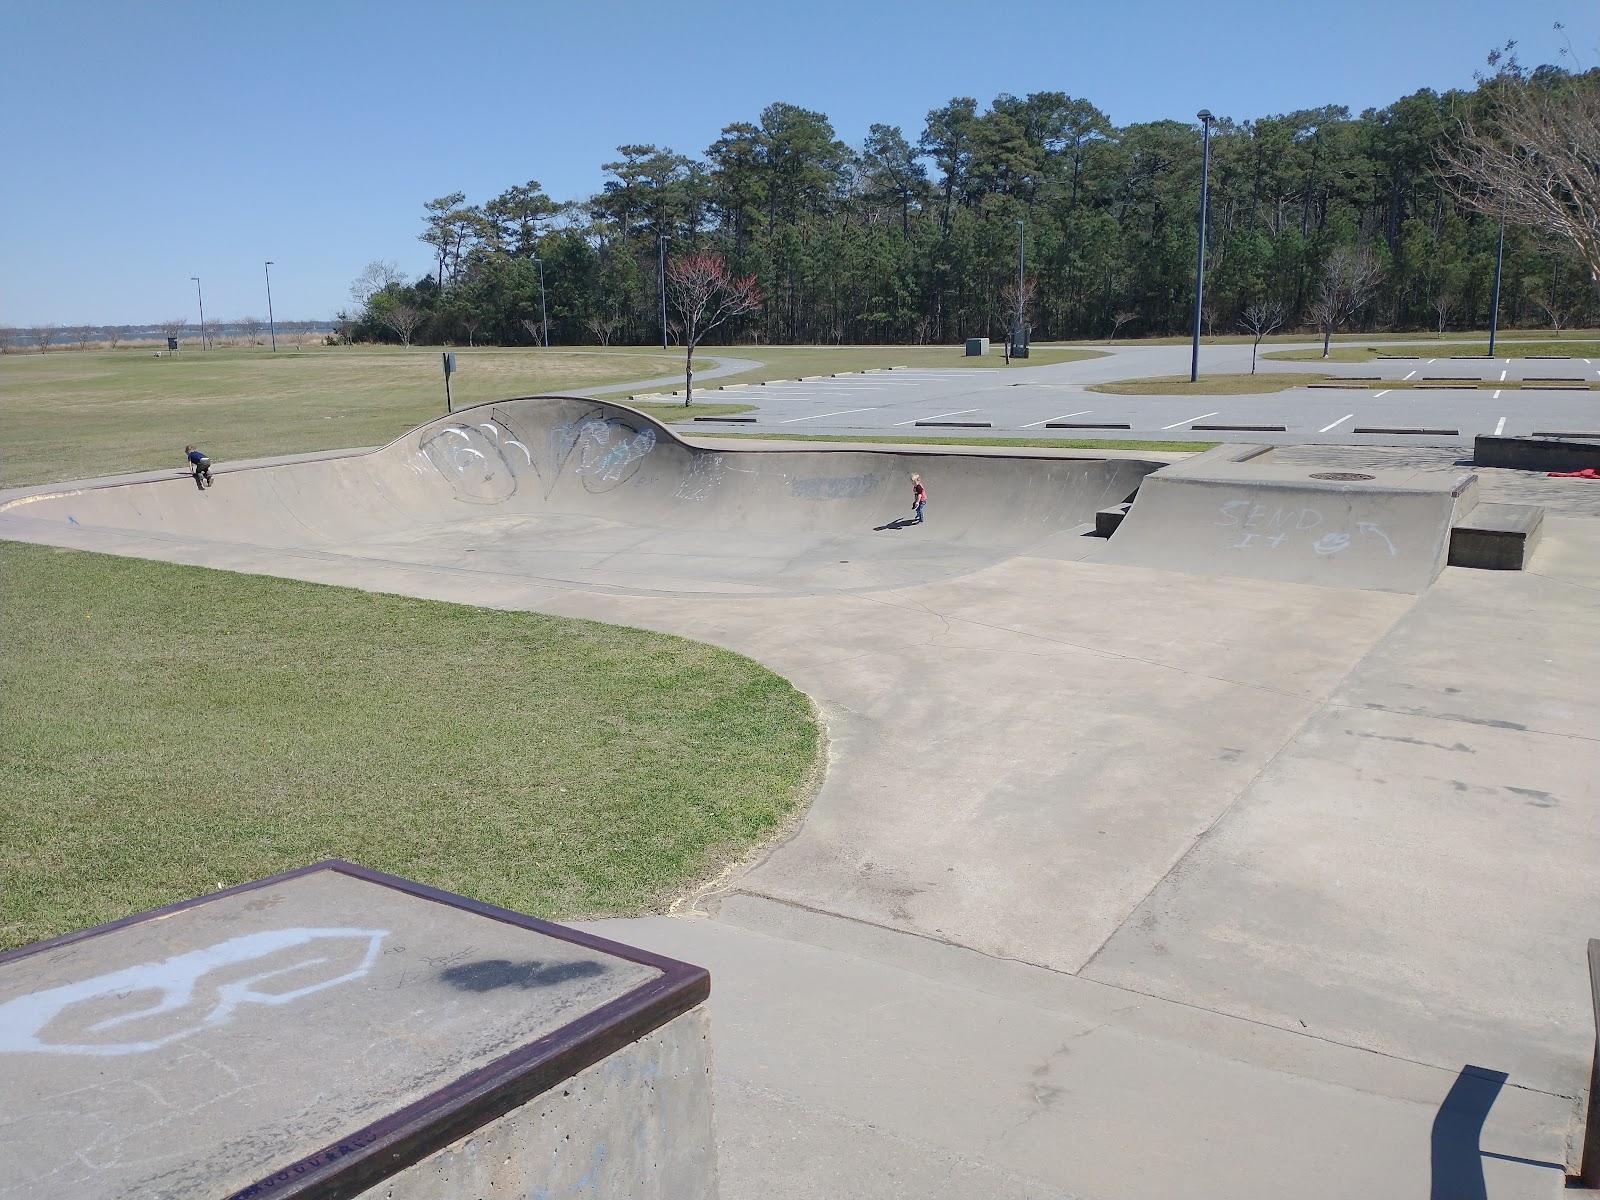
left=519, top=317, right=545, bottom=347
left=68, top=325, right=95, bottom=351
left=999, top=275, right=1037, bottom=357
left=666, top=252, right=762, bottom=404
left=1431, top=290, right=1455, bottom=336
left=584, top=309, right=623, bottom=346
left=1308, top=247, right=1384, bottom=357
left=380, top=305, right=423, bottom=348
left=351, top=260, right=406, bottom=308
left=29, top=325, right=56, bottom=352
left=1525, top=267, right=1569, bottom=330
left=1238, top=300, right=1287, bottom=374
left=238, top=316, right=263, bottom=344
left=160, top=317, right=188, bottom=346
left=105, top=327, right=123, bottom=349
left=1107, top=311, right=1138, bottom=342
left=1442, top=76, right=1600, bottom=294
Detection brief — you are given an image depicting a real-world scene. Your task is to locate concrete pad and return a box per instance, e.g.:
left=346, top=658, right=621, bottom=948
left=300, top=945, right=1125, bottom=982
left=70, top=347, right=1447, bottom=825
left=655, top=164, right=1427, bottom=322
left=1083, top=558, right=1600, bottom=1098
left=0, top=862, right=709, bottom=1200
left=585, top=908, right=1573, bottom=1200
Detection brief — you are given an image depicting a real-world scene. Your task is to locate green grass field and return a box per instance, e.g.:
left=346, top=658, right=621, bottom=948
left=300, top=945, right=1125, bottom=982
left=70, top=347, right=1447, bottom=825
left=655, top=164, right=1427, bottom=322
left=1, top=343, right=1103, bottom=486
left=0, top=541, right=821, bottom=950
left=1089, top=372, right=1330, bottom=395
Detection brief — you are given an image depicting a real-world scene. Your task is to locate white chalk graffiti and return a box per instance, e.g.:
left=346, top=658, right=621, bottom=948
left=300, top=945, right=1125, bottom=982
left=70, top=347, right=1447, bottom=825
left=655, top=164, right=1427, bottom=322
left=0, top=927, right=388, bottom=1056
left=1217, top=500, right=1398, bottom=557
left=675, top=454, right=726, bottom=501
left=549, top=416, right=657, bottom=492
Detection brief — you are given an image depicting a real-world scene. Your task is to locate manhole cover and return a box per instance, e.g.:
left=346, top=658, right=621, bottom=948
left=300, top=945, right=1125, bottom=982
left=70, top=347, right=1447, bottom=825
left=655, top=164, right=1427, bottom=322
left=1309, top=471, right=1375, bottom=481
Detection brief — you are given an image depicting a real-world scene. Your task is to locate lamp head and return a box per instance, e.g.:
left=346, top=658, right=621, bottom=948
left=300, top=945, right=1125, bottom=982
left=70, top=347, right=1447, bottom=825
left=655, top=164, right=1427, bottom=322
left=1197, top=109, right=1214, bottom=124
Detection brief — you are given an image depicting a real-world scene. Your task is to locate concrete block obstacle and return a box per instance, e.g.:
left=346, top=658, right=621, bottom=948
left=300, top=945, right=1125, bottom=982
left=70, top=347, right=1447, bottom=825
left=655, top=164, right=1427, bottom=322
left=964, top=337, right=989, bottom=356
left=1099, top=444, right=1495, bottom=592
left=1475, top=433, right=1600, bottom=471
left=1448, top=502, right=1545, bottom=570
left=0, top=861, right=718, bottom=1200
left=1094, top=502, right=1132, bottom=536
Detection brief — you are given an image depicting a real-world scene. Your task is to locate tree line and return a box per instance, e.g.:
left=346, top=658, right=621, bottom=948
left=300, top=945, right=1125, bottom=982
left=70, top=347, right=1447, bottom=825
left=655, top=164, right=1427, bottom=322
left=348, top=64, right=1600, bottom=349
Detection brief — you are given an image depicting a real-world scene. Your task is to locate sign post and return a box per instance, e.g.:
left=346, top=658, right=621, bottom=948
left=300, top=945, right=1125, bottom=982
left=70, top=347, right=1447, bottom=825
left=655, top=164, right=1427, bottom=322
left=442, top=351, right=456, bottom=414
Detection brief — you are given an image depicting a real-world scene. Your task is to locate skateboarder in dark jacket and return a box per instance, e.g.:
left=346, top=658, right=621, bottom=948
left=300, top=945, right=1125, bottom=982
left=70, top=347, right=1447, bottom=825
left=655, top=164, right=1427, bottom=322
left=184, top=446, right=213, bottom=490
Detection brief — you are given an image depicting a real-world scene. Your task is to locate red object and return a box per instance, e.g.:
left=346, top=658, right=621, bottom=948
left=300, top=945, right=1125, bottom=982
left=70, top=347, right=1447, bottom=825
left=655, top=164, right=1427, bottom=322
left=1547, top=467, right=1600, bottom=478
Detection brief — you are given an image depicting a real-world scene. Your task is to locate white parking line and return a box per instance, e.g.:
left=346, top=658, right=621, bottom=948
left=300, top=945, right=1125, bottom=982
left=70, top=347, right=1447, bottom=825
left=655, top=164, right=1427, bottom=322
left=1493, top=389, right=1502, bottom=399
left=1499, top=369, right=1508, bottom=381
left=1319, top=413, right=1355, bottom=432
left=894, top=408, right=977, bottom=426
left=780, top=408, right=875, bottom=423
left=1403, top=370, right=1417, bottom=380
left=1426, top=358, right=1436, bottom=364
left=1374, top=390, right=1390, bottom=398
left=1162, top=410, right=1219, bottom=430
left=1022, top=410, right=1091, bottom=428
left=1494, top=416, right=1507, bottom=435
left=1586, top=358, right=1593, bottom=364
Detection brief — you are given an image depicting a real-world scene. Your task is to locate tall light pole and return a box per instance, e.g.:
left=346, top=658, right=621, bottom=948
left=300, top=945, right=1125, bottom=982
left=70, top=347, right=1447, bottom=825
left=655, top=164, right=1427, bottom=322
left=190, top=276, right=207, bottom=350
left=1015, top=217, right=1027, bottom=357
left=531, top=255, right=549, bottom=347
left=659, top=233, right=670, bottom=349
left=1488, top=199, right=1507, bottom=359
left=1190, top=109, right=1215, bottom=383
left=264, top=261, right=277, bottom=351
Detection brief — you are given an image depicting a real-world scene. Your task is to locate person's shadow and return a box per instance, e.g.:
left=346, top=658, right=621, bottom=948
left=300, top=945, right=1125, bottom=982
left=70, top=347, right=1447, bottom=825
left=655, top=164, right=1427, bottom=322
left=874, top=517, right=921, bottom=531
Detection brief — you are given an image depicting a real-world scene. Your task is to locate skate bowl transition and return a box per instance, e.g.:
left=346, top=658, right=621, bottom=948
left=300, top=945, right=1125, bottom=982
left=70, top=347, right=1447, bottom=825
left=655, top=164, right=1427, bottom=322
left=1, top=396, right=1525, bottom=596
left=0, top=397, right=1162, bottom=596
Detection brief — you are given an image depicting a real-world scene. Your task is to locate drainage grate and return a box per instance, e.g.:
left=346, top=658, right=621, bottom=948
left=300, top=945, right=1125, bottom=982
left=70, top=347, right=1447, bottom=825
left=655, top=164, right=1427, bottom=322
left=1309, top=471, right=1376, bottom=481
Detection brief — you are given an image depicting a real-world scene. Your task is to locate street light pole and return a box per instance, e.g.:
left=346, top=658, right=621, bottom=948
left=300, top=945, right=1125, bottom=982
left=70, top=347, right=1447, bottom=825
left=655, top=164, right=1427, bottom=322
left=264, top=261, right=277, bottom=351
left=190, top=276, right=207, bottom=350
left=659, top=234, right=670, bottom=349
left=1015, top=217, right=1026, bottom=357
left=1190, top=109, right=1214, bottom=383
left=534, top=255, right=549, bottom=347
left=1488, top=200, right=1507, bottom=359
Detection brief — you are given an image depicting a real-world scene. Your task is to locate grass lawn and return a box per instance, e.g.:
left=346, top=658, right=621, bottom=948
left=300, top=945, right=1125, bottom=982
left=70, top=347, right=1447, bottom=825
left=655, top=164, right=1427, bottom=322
left=2, top=343, right=1099, bottom=488
left=0, top=345, right=692, bottom=487
left=1089, top=372, right=1329, bottom=395
left=0, top=541, right=820, bottom=950
left=697, top=432, right=1212, bottom=453
left=1266, top=340, right=1600, bottom=362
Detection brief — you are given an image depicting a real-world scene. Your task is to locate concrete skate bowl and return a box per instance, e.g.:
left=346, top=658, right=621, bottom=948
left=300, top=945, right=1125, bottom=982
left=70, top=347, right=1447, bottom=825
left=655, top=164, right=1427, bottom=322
left=2, top=397, right=1161, bottom=598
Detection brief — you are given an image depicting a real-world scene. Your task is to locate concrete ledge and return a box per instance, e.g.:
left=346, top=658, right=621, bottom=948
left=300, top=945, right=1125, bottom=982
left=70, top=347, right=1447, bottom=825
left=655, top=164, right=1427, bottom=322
left=1449, top=502, right=1545, bottom=570
left=1475, top=434, right=1600, bottom=471
left=1094, top=502, right=1132, bottom=537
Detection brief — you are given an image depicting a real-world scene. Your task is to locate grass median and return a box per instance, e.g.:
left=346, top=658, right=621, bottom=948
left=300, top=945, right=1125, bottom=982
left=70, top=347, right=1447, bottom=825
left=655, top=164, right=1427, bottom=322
left=0, top=541, right=820, bottom=950
left=1088, top=372, right=1329, bottom=395
left=1265, top=340, right=1600, bottom=362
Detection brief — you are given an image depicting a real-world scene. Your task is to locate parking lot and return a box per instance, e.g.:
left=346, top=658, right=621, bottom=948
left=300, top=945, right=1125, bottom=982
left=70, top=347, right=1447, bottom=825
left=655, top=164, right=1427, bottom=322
left=669, top=342, right=1600, bottom=445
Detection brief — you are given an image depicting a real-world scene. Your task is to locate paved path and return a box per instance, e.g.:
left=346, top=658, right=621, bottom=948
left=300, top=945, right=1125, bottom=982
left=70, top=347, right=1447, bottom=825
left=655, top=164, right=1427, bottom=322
left=581, top=354, right=763, bottom=396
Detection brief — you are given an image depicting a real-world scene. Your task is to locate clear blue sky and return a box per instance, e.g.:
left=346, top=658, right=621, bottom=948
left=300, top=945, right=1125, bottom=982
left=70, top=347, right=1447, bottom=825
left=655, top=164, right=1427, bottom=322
left=1, top=0, right=1586, bottom=325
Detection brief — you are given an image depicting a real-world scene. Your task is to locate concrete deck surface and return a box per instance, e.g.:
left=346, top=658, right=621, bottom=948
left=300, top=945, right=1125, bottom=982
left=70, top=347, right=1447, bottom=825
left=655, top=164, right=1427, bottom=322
left=2, top=397, right=1596, bottom=1197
